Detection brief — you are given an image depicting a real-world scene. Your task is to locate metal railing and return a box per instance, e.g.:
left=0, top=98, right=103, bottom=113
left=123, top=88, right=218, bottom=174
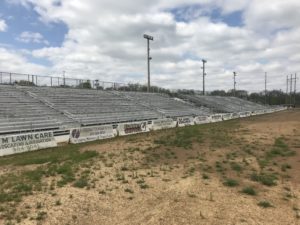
left=0, top=71, right=167, bottom=93
left=0, top=71, right=129, bottom=90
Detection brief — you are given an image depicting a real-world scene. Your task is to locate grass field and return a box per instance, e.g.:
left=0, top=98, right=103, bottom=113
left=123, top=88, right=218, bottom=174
left=0, top=110, right=300, bottom=225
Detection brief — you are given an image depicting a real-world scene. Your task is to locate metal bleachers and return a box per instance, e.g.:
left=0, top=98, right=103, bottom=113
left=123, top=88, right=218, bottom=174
left=0, top=84, right=276, bottom=136
left=0, top=85, right=74, bottom=134
left=17, top=86, right=162, bottom=126
left=118, top=92, right=212, bottom=117
left=180, top=94, right=269, bottom=113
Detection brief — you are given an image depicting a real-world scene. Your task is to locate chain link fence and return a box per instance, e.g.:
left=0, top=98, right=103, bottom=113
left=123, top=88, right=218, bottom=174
left=0, top=71, right=171, bottom=93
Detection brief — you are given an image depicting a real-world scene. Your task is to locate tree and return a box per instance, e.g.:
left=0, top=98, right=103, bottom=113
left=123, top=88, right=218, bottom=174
left=15, top=80, right=35, bottom=86
left=77, top=80, right=92, bottom=89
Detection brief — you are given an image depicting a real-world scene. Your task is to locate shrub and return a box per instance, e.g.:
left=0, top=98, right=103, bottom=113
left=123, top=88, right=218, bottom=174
left=241, top=186, right=256, bottom=195
left=73, top=177, right=88, bottom=188
left=223, top=178, right=239, bottom=187
left=258, top=200, right=272, bottom=208
left=251, top=173, right=277, bottom=186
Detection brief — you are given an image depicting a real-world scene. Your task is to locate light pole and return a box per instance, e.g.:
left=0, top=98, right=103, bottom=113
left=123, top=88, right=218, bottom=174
left=143, top=34, right=154, bottom=92
left=233, top=72, right=237, bottom=97
left=63, top=71, right=66, bottom=87
left=201, top=59, right=207, bottom=95
left=265, top=72, right=267, bottom=105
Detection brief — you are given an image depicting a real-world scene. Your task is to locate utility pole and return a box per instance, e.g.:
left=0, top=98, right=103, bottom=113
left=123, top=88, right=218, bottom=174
left=233, top=72, right=237, bottom=97
left=143, top=34, right=154, bottom=92
left=286, top=75, right=289, bottom=106
left=265, top=72, right=267, bottom=105
left=63, top=71, right=66, bottom=87
left=290, top=74, right=293, bottom=106
left=201, top=59, right=207, bottom=95
left=293, top=73, right=297, bottom=107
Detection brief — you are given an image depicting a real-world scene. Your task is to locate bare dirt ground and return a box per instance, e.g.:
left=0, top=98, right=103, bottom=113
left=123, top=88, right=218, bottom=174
left=0, top=110, right=300, bottom=225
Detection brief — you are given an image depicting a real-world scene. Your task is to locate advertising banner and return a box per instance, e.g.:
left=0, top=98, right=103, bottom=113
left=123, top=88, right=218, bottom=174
left=222, top=113, right=233, bottom=121
left=210, top=114, right=223, bottom=123
left=239, top=111, right=251, bottom=117
left=177, top=117, right=194, bottom=127
left=0, top=131, right=57, bottom=157
left=194, top=115, right=211, bottom=124
left=231, top=112, right=240, bottom=119
left=118, top=121, right=149, bottom=136
left=151, top=118, right=177, bottom=131
left=70, top=125, right=116, bottom=144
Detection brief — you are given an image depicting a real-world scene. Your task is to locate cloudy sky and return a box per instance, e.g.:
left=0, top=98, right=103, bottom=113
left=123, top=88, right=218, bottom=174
left=0, top=0, right=299, bottom=92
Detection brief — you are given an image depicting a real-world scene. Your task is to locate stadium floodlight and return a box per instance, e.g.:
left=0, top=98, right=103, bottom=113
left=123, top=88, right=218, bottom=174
left=201, top=59, right=207, bottom=95
left=143, top=34, right=154, bottom=92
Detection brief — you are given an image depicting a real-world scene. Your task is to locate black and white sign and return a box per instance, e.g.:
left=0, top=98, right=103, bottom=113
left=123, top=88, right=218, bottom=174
left=118, top=121, right=149, bottom=136
left=177, top=117, right=194, bottom=127
left=221, top=113, right=232, bottom=121
left=0, top=131, right=57, bottom=157
left=70, top=125, right=116, bottom=144
left=210, top=114, right=223, bottom=122
left=151, top=118, right=177, bottom=130
left=194, top=115, right=211, bottom=124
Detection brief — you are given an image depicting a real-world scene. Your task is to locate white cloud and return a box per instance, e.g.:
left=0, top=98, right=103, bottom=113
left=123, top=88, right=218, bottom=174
left=16, top=31, right=49, bottom=45
left=2, top=0, right=300, bottom=92
left=0, top=19, right=7, bottom=32
left=0, top=47, right=47, bottom=74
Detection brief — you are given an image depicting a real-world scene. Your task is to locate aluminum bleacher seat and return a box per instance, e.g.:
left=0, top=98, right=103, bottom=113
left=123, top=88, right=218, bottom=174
left=180, top=94, right=270, bottom=113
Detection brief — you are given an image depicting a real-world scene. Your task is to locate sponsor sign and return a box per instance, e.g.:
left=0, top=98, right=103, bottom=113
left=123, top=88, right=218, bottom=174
left=118, top=121, right=149, bottom=136
left=70, top=125, right=116, bottom=144
left=222, top=113, right=232, bottom=121
left=177, top=117, right=194, bottom=127
left=210, top=114, right=223, bottom=122
left=239, top=111, right=251, bottom=118
left=231, top=112, right=240, bottom=119
left=151, top=118, right=177, bottom=130
left=253, top=110, right=264, bottom=115
left=0, top=131, right=57, bottom=157
left=194, top=115, right=211, bottom=124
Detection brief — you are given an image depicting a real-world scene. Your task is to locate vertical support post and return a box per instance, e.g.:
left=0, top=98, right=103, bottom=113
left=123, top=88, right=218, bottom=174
left=233, top=72, right=237, bottom=97
left=286, top=75, right=289, bottom=106
left=147, top=38, right=150, bottom=92
left=143, top=34, right=153, bottom=93
left=290, top=74, right=293, bottom=106
left=265, top=72, right=267, bottom=105
left=294, top=73, right=297, bottom=106
left=9, top=73, right=12, bottom=84
left=202, top=59, right=207, bottom=95
left=63, top=71, right=65, bottom=87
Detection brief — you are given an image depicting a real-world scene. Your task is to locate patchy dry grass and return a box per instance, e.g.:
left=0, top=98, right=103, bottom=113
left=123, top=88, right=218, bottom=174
left=0, top=110, right=299, bottom=225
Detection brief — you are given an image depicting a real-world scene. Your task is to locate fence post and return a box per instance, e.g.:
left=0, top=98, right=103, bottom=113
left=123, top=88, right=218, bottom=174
left=50, top=77, right=52, bottom=87
left=9, top=73, right=12, bottom=84
left=0, top=72, right=2, bottom=84
left=36, top=75, right=38, bottom=86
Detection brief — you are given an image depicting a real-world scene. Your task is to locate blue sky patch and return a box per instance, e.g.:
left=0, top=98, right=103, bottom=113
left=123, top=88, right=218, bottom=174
left=169, top=4, right=243, bottom=27
left=0, top=1, right=67, bottom=51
